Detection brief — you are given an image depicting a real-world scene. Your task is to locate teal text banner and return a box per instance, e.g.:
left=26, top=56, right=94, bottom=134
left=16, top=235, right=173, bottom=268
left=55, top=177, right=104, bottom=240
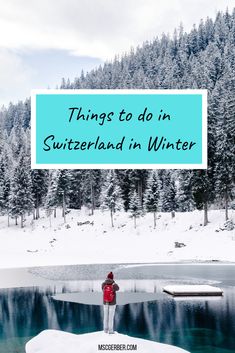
left=31, top=89, right=207, bottom=169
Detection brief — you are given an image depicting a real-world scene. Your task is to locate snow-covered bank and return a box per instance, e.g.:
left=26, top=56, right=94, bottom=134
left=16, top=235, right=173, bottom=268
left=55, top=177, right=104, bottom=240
left=25, top=330, right=189, bottom=353
left=0, top=209, right=234, bottom=268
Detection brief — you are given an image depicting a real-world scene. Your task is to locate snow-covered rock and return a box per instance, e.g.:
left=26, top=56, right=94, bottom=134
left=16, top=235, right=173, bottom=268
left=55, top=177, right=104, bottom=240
left=25, top=330, right=189, bottom=353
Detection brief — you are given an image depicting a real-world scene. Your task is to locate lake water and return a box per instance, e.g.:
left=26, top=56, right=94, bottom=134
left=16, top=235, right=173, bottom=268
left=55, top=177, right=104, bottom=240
left=0, top=264, right=235, bottom=353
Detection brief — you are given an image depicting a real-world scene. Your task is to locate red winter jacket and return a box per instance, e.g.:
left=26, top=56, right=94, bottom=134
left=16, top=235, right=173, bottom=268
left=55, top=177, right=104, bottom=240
left=102, top=278, right=119, bottom=305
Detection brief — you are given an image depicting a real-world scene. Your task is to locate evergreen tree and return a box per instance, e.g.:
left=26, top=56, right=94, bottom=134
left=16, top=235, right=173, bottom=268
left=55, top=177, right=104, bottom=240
left=0, top=156, right=10, bottom=215
left=159, top=171, right=177, bottom=218
left=129, top=190, right=142, bottom=228
left=31, top=170, right=48, bottom=219
left=56, top=170, right=71, bottom=222
left=100, top=170, right=123, bottom=227
left=214, top=73, right=235, bottom=220
left=192, top=170, right=214, bottom=226
left=80, top=170, right=102, bottom=214
left=129, top=170, right=149, bottom=207
left=68, top=170, right=83, bottom=209
left=115, top=170, right=132, bottom=211
left=0, top=141, right=13, bottom=224
left=9, top=153, right=34, bottom=227
left=144, top=170, right=160, bottom=228
left=177, top=171, right=194, bottom=211
left=45, top=170, right=59, bottom=224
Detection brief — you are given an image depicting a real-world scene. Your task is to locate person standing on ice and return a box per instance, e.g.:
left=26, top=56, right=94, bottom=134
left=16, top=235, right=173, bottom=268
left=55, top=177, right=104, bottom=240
left=102, top=272, right=119, bottom=334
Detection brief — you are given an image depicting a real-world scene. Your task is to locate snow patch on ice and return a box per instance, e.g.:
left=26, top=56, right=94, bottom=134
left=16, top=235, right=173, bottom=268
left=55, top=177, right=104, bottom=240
left=25, top=330, right=189, bottom=353
left=163, top=284, right=223, bottom=296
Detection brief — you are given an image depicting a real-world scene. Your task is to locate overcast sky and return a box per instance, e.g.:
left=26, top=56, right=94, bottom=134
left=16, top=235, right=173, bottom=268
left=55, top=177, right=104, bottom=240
left=0, top=0, right=234, bottom=107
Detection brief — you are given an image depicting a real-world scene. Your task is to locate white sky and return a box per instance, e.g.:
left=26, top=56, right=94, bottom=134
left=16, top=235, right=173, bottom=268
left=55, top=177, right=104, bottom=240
left=0, top=0, right=234, bottom=106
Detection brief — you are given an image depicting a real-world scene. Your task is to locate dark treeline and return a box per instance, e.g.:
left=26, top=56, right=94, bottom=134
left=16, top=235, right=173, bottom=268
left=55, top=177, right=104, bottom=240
left=0, top=10, right=234, bottom=227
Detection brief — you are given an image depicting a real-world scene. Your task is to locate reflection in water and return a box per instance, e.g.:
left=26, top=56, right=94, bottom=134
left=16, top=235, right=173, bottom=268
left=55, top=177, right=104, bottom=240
left=0, top=284, right=235, bottom=353
left=117, top=291, right=235, bottom=352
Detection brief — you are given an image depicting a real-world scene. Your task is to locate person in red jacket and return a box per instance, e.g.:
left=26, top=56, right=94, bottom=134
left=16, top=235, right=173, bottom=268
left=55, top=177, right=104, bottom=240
left=102, top=272, right=119, bottom=334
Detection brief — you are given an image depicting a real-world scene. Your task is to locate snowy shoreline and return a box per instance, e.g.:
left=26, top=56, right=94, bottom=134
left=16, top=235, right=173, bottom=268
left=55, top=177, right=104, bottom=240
left=25, top=330, right=190, bottom=353
left=0, top=209, right=234, bottom=269
left=1, top=261, right=235, bottom=290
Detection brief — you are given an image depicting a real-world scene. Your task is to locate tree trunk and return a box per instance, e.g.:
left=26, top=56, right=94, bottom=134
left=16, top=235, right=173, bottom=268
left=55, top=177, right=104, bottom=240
left=62, top=192, right=66, bottom=223
left=134, top=214, right=136, bottom=229
left=203, top=201, right=208, bottom=226
left=90, top=181, right=94, bottom=215
left=78, top=191, right=82, bottom=209
left=35, top=194, right=40, bottom=219
left=171, top=210, right=175, bottom=218
left=54, top=208, right=56, bottom=218
left=225, top=187, right=229, bottom=221
left=20, top=214, right=24, bottom=228
left=49, top=214, right=52, bottom=228
left=15, top=217, right=18, bottom=225
left=138, top=180, right=143, bottom=207
left=35, top=195, right=38, bottom=219
left=153, top=211, right=156, bottom=229
left=110, top=208, right=114, bottom=227
left=37, top=207, right=40, bottom=219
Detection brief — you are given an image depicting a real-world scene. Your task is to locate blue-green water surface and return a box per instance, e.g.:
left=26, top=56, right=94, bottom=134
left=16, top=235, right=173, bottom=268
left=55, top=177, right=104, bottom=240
left=0, top=264, right=234, bottom=353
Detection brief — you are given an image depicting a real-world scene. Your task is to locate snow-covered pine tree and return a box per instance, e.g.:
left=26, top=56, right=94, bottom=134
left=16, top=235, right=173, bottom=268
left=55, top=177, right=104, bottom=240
left=60, top=77, right=70, bottom=89
left=45, top=170, right=59, bottom=225
left=159, top=170, right=177, bottom=218
left=8, top=126, right=27, bottom=160
left=0, top=135, right=13, bottom=225
left=192, top=170, right=214, bottom=226
left=132, top=67, right=151, bottom=88
left=31, top=169, right=49, bottom=219
left=9, top=153, right=34, bottom=227
left=100, top=170, right=123, bottom=227
left=129, top=189, right=142, bottom=228
left=0, top=154, right=11, bottom=217
left=0, top=118, right=5, bottom=155
left=68, top=170, right=83, bottom=209
left=80, top=170, right=102, bottom=214
left=0, top=159, right=4, bottom=213
left=56, top=170, right=72, bottom=222
left=22, top=98, right=31, bottom=129
left=4, top=102, right=18, bottom=133
left=144, top=170, right=160, bottom=228
left=129, top=170, right=149, bottom=207
left=0, top=157, right=6, bottom=214
left=214, top=72, right=235, bottom=220
left=177, top=170, right=195, bottom=212
left=115, top=170, right=133, bottom=211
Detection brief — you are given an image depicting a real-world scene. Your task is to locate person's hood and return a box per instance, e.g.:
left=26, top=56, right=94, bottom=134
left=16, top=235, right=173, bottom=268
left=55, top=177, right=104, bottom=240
left=104, top=278, right=114, bottom=284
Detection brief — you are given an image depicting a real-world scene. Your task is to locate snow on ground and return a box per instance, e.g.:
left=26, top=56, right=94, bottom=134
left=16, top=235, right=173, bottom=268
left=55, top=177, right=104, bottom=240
left=25, top=330, right=189, bottom=353
left=163, top=284, right=223, bottom=296
left=0, top=208, right=234, bottom=268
